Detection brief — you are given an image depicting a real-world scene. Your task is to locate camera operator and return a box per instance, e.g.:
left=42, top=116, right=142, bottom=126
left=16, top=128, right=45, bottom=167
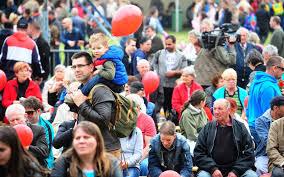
left=194, top=19, right=236, bottom=89
left=233, top=27, right=257, bottom=89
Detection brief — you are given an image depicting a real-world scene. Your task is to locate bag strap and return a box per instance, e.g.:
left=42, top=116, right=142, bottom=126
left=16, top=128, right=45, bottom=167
left=87, top=84, right=120, bottom=127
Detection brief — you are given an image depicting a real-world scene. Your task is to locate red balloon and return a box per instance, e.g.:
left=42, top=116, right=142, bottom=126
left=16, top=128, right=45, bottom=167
left=159, top=170, right=181, bottom=177
left=14, top=124, right=33, bottom=148
left=142, top=71, right=160, bottom=94
left=111, top=5, right=143, bottom=36
left=0, top=70, right=7, bottom=91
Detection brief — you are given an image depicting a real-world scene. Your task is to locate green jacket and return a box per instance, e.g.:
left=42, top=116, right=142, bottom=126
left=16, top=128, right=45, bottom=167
left=270, top=28, right=284, bottom=58
left=194, top=46, right=236, bottom=86
left=180, top=104, right=208, bottom=142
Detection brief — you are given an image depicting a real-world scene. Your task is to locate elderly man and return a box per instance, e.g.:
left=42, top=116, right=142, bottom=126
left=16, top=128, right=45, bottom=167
left=135, top=59, right=150, bottom=81
left=194, top=99, right=257, bottom=177
left=67, top=51, right=121, bottom=158
left=22, top=96, right=54, bottom=169
left=233, top=27, right=256, bottom=88
left=5, top=103, right=49, bottom=167
left=148, top=121, right=192, bottom=177
left=262, top=44, right=278, bottom=65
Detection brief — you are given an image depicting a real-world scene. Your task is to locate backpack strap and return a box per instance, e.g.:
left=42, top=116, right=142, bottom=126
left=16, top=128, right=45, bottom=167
left=87, top=84, right=121, bottom=128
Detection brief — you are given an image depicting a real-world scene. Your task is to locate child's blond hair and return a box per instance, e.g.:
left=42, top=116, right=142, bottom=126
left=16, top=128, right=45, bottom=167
left=89, top=33, right=109, bottom=47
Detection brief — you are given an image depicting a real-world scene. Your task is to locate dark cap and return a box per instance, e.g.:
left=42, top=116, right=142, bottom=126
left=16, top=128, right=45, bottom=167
left=130, top=81, right=144, bottom=93
left=17, top=17, right=28, bottom=29
left=270, top=96, right=284, bottom=109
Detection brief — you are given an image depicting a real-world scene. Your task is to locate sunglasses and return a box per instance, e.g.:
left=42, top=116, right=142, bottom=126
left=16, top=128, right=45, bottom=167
left=276, top=66, right=284, bottom=71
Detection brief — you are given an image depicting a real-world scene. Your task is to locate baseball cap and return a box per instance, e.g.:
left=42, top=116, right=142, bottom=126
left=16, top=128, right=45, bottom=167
left=130, top=81, right=144, bottom=94
left=270, top=96, right=284, bottom=109
left=17, top=17, right=29, bottom=29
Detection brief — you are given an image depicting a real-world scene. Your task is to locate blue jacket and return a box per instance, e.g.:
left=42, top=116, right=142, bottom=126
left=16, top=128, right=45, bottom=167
left=255, top=109, right=272, bottom=157
left=148, top=133, right=192, bottom=177
left=247, top=72, right=281, bottom=127
left=213, top=86, right=248, bottom=108
left=98, top=45, right=128, bottom=85
left=38, top=116, right=55, bottom=169
left=234, top=42, right=255, bottom=88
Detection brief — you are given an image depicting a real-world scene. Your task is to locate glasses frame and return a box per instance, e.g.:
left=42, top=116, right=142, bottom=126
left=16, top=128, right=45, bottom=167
left=71, top=63, right=91, bottom=70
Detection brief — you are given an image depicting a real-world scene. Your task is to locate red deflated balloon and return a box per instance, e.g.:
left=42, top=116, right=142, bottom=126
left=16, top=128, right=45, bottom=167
left=159, top=170, right=182, bottom=177
left=14, top=124, right=33, bottom=148
left=0, top=70, right=7, bottom=91
left=111, top=5, right=143, bottom=36
left=142, top=71, right=160, bottom=94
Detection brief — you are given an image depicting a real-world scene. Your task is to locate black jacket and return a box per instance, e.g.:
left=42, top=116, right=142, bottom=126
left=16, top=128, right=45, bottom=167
left=35, top=35, right=50, bottom=80
left=0, top=28, right=13, bottom=50
left=53, top=120, right=75, bottom=152
left=193, top=119, right=255, bottom=177
left=78, top=85, right=120, bottom=151
left=150, top=35, right=164, bottom=55
left=27, top=123, right=49, bottom=167
left=51, top=153, right=123, bottom=177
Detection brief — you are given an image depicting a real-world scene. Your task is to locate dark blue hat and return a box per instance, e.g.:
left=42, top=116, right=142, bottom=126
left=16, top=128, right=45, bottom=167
left=17, top=17, right=28, bottom=29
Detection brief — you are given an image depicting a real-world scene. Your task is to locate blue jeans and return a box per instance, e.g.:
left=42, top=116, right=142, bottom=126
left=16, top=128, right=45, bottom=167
left=197, top=169, right=258, bottom=177
left=255, top=156, right=269, bottom=175
left=249, top=126, right=260, bottom=149
left=140, top=158, right=149, bottom=176
left=123, top=167, right=140, bottom=177
left=272, top=167, right=284, bottom=177
left=81, top=75, right=101, bottom=96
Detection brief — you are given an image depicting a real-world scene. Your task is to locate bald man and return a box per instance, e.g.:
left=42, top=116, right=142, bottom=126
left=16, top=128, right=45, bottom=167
left=194, top=99, right=257, bottom=177
left=60, top=17, right=84, bottom=64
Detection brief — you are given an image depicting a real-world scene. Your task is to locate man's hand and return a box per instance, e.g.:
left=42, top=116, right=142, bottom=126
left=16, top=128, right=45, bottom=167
left=120, top=161, right=128, bottom=169
left=165, top=70, right=177, bottom=78
left=67, top=40, right=75, bottom=47
left=212, top=169, right=223, bottom=177
left=69, top=90, right=87, bottom=106
left=49, top=81, right=63, bottom=93
left=228, top=172, right=237, bottom=177
left=78, top=40, right=85, bottom=46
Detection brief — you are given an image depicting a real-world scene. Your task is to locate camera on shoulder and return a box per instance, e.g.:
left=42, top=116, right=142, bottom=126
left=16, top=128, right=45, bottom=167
left=201, top=23, right=241, bottom=50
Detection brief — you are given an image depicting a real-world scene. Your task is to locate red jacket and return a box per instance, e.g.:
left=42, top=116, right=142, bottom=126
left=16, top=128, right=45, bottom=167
left=172, top=81, right=203, bottom=119
left=2, top=79, right=42, bottom=108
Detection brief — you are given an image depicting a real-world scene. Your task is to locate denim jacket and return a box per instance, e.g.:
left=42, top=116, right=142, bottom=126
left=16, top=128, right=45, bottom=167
left=148, top=133, right=192, bottom=177
left=255, top=109, right=272, bottom=157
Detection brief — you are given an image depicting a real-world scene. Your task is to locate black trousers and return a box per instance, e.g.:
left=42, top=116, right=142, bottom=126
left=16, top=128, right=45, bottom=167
left=163, top=87, right=174, bottom=114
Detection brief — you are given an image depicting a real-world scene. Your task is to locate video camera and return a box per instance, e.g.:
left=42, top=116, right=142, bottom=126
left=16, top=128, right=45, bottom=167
left=201, top=23, right=240, bottom=50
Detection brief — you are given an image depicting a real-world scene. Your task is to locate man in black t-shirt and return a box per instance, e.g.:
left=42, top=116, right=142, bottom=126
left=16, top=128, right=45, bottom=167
left=194, top=99, right=257, bottom=177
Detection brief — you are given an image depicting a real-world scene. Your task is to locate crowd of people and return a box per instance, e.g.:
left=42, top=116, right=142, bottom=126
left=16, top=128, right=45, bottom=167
left=1, top=0, right=284, bottom=177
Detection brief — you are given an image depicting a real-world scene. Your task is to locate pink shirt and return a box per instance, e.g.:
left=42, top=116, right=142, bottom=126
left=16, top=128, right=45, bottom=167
left=136, top=112, right=157, bottom=148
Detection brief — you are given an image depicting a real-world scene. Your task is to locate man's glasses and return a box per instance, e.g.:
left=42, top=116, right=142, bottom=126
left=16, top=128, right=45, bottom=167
left=25, top=110, right=35, bottom=115
left=71, top=64, right=90, bottom=70
left=276, top=66, right=284, bottom=71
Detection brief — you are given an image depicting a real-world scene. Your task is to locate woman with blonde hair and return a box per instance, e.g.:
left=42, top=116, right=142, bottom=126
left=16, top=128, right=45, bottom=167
left=213, top=68, right=248, bottom=117
left=51, top=121, right=122, bottom=177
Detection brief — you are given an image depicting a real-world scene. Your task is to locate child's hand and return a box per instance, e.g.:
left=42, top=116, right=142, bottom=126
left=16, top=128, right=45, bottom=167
left=93, top=70, right=100, bottom=76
